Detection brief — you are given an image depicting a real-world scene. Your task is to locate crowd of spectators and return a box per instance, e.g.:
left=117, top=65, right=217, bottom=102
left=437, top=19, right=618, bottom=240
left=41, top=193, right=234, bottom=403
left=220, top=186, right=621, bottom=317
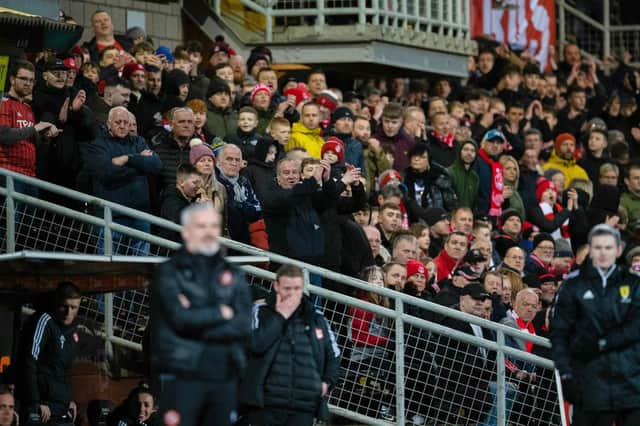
left=4, top=7, right=640, bottom=425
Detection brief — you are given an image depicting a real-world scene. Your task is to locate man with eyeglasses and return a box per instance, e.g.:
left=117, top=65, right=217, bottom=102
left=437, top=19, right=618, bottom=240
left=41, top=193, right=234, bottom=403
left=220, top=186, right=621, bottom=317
left=475, top=129, right=507, bottom=223
left=525, top=233, right=556, bottom=276
left=0, top=60, right=60, bottom=181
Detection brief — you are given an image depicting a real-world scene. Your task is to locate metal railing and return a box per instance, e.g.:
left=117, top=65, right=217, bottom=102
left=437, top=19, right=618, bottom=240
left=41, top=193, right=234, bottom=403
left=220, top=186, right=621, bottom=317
left=0, top=168, right=566, bottom=425
left=213, top=0, right=470, bottom=43
left=557, top=0, right=640, bottom=61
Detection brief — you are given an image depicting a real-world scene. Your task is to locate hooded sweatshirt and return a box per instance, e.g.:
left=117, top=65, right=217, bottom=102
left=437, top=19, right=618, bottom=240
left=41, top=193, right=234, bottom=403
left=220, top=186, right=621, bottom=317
left=447, top=140, right=479, bottom=209
left=542, top=149, right=589, bottom=189
left=285, top=122, right=324, bottom=158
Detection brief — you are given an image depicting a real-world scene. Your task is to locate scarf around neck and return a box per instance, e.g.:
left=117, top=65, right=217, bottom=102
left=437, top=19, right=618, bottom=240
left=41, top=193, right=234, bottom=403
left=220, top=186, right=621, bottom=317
left=217, top=167, right=247, bottom=203
left=433, top=130, right=455, bottom=148
left=512, top=311, right=535, bottom=352
left=478, top=148, right=504, bottom=217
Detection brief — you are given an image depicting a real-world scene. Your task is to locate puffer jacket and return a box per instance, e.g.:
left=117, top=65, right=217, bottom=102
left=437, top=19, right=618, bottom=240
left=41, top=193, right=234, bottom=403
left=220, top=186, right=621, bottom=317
left=149, top=249, right=251, bottom=380
left=239, top=294, right=340, bottom=417
left=403, top=163, right=458, bottom=212
left=285, top=122, right=324, bottom=158
left=542, top=149, right=589, bottom=189
left=551, top=261, right=640, bottom=411
left=205, top=102, right=238, bottom=138
left=447, top=139, right=479, bottom=209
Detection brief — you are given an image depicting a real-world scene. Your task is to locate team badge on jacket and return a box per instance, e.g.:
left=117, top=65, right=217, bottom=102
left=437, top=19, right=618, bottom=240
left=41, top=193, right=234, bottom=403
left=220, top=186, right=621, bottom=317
left=220, top=270, right=233, bottom=286
left=620, top=285, right=630, bottom=302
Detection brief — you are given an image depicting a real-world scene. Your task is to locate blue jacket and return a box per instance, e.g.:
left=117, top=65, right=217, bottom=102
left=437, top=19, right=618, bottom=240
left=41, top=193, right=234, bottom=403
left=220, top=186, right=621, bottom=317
left=87, top=131, right=162, bottom=214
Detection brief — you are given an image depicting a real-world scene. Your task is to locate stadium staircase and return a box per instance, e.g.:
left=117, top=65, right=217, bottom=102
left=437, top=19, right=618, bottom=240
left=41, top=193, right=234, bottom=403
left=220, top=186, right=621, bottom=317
left=181, top=0, right=475, bottom=76
left=0, top=169, right=566, bottom=425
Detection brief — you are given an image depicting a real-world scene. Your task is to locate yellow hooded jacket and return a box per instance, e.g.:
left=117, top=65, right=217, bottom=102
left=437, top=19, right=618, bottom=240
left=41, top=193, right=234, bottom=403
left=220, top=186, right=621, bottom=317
left=542, top=149, right=589, bottom=189
left=285, top=122, right=324, bottom=158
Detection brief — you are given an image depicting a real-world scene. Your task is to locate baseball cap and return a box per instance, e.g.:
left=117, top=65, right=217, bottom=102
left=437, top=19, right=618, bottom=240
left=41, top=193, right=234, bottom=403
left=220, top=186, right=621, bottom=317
left=460, top=283, right=491, bottom=300
left=483, top=129, right=506, bottom=143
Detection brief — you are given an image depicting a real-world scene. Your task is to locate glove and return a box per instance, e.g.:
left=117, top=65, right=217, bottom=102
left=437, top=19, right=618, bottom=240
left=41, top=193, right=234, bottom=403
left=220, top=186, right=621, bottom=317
left=561, top=373, right=580, bottom=405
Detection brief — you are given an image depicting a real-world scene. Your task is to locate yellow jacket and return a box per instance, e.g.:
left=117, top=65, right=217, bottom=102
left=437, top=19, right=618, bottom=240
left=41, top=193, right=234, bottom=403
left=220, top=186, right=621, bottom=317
left=285, top=122, right=324, bottom=158
left=542, top=149, right=589, bottom=189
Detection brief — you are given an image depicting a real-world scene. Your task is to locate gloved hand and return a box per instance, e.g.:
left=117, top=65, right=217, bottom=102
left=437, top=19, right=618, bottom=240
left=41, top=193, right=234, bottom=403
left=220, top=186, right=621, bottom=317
left=561, top=373, right=580, bottom=405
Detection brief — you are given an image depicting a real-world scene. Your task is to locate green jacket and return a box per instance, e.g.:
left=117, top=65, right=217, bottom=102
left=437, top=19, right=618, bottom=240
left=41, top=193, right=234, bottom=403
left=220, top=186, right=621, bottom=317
left=447, top=140, right=479, bottom=209
left=621, top=190, right=640, bottom=232
left=205, top=101, right=238, bottom=138
left=504, top=178, right=525, bottom=221
left=364, top=146, right=392, bottom=193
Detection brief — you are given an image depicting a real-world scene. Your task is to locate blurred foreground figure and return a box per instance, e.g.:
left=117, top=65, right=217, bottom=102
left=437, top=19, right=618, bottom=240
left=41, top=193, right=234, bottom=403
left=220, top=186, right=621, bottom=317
left=149, top=203, right=251, bottom=425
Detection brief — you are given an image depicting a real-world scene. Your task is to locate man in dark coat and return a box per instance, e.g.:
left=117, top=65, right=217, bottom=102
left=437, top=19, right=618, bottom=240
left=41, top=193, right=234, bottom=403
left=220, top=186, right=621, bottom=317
left=239, top=264, right=340, bottom=425
left=150, top=203, right=251, bottom=426
left=551, top=224, right=640, bottom=425
left=82, top=10, right=133, bottom=62
left=87, top=106, right=162, bottom=255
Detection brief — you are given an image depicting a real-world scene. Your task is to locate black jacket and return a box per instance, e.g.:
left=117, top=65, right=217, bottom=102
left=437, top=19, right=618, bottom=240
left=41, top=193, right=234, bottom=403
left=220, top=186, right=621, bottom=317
left=136, top=91, right=165, bottom=141
left=225, top=129, right=262, bottom=163
left=15, top=312, right=78, bottom=416
left=551, top=262, right=640, bottom=411
left=150, top=131, right=192, bottom=195
left=239, top=295, right=340, bottom=416
left=403, top=164, right=458, bottom=212
left=149, top=249, right=252, bottom=380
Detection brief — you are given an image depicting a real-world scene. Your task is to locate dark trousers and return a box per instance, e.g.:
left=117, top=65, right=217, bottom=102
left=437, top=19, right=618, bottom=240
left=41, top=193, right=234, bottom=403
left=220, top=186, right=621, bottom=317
left=573, top=408, right=640, bottom=426
left=156, top=375, right=238, bottom=426
left=245, top=408, right=315, bottom=426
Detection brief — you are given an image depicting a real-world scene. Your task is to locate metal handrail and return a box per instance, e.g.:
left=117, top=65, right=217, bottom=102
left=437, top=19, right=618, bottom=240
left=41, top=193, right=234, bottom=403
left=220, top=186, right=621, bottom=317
left=0, top=168, right=551, bottom=347
left=1, top=168, right=566, bottom=425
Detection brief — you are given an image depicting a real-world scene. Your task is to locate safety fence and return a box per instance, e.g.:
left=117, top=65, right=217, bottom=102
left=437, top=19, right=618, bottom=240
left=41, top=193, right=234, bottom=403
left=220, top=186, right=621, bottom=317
left=212, top=0, right=470, bottom=43
left=557, top=0, right=640, bottom=62
left=0, top=169, right=566, bottom=425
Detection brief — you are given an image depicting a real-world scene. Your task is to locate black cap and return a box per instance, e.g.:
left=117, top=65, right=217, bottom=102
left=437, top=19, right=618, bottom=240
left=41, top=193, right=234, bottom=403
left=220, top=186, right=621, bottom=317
left=533, top=232, right=555, bottom=250
left=500, top=208, right=522, bottom=226
left=423, top=207, right=448, bottom=227
left=464, top=248, right=486, bottom=264
left=460, top=283, right=491, bottom=300
left=43, top=58, right=67, bottom=72
left=332, top=106, right=354, bottom=123
left=206, top=77, right=231, bottom=98
left=523, top=274, right=541, bottom=289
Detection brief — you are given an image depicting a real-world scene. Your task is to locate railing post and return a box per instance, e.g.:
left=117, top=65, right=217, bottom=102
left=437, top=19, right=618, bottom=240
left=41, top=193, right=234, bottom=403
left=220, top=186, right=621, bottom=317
left=5, top=176, right=15, bottom=253
left=496, top=330, right=506, bottom=426
left=558, top=0, right=566, bottom=53
left=214, top=0, right=221, bottom=16
left=603, top=0, right=611, bottom=59
left=395, top=299, right=406, bottom=425
left=357, top=0, right=366, bottom=32
left=303, top=267, right=311, bottom=292
left=265, top=3, right=273, bottom=43
left=315, top=0, right=325, bottom=33
left=103, top=206, right=114, bottom=356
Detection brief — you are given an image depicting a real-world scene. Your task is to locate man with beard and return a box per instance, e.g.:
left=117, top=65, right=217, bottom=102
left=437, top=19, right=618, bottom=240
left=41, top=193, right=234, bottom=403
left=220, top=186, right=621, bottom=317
left=150, top=203, right=251, bottom=426
left=525, top=233, right=555, bottom=276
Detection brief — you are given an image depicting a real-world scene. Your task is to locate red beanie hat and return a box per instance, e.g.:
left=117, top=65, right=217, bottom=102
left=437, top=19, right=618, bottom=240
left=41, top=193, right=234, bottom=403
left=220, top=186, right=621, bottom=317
left=283, top=83, right=312, bottom=106
left=379, top=169, right=403, bottom=189
left=316, top=89, right=338, bottom=112
left=122, top=62, right=145, bottom=80
left=554, top=133, right=576, bottom=153
left=406, top=260, right=428, bottom=280
left=250, top=83, right=272, bottom=103
left=536, top=178, right=557, bottom=202
left=321, top=137, right=344, bottom=163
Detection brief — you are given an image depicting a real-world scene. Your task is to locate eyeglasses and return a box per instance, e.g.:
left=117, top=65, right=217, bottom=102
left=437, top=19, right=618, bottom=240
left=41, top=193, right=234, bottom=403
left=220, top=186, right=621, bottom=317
left=15, top=76, right=35, bottom=84
left=537, top=245, right=555, bottom=251
left=507, top=255, right=525, bottom=261
left=47, top=70, right=68, bottom=78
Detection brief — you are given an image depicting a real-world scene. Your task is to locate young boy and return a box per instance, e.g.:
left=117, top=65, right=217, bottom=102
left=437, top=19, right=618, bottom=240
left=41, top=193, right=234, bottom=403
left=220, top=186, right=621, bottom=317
left=225, top=106, right=262, bottom=162
left=301, top=157, right=321, bottom=180
left=242, top=138, right=279, bottom=201
left=268, top=117, right=291, bottom=152
left=205, top=78, right=237, bottom=137
left=160, top=164, right=202, bottom=240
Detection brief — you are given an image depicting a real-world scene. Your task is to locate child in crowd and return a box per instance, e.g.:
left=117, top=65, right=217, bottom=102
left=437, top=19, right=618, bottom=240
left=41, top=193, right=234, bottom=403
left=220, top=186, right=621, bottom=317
left=242, top=138, right=279, bottom=201
left=321, top=136, right=345, bottom=176
left=267, top=117, right=291, bottom=158
left=301, top=157, right=321, bottom=180
left=225, top=106, right=262, bottom=162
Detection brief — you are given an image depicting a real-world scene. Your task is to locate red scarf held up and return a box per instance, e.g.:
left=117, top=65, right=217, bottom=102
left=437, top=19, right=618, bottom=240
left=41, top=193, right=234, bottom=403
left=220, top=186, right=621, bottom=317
left=478, top=148, right=504, bottom=217
left=433, top=130, right=455, bottom=148
left=514, top=315, right=536, bottom=353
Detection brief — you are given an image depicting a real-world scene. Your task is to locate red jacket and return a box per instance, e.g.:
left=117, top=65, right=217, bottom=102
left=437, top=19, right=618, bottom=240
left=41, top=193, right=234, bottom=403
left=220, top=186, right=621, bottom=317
left=0, top=96, right=37, bottom=176
left=434, top=249, right=461, bottom=282
left=349, top=297, right=389, bottom=347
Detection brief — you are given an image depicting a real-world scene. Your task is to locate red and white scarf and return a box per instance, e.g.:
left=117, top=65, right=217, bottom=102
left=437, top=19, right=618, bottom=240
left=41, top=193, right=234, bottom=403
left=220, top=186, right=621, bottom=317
left=512, top=311, right=536, bottom=353
left=433, top=130, right=455, bottom=148
left=478, top=148, right=504, bottom=217
left=539, top=201, right=570, bottom=242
